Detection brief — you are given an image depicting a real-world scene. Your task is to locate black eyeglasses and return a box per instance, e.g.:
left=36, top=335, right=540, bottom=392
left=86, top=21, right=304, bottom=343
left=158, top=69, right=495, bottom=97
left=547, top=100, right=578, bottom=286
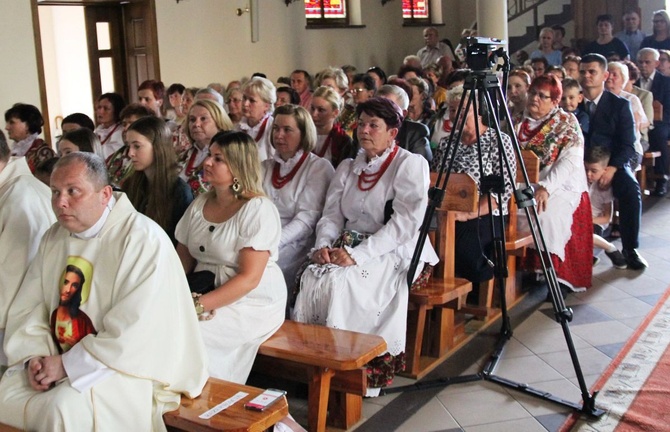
left=528, top=90, right=552, bottom=100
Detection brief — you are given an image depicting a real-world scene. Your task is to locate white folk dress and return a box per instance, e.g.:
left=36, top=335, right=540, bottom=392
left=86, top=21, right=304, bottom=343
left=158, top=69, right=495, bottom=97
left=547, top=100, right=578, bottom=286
left=94, top=123, right=124, bottom=161
left=236, top=113, right=275, bottom=162
left=175, top=195, right=287, bottom=383
left=293, top=146, right=438, bottom=357
left=261, top=150, right=335, bottom=291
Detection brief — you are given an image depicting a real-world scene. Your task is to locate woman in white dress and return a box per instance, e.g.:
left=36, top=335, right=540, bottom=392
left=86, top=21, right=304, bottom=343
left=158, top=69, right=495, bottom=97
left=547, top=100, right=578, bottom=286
left=175, top=131, right=286, bottom=383
left=236, top=77, right=276, bottom=162
left=261, top=105, right=335, bottom=305
left=293, top=98, right=438, bottom=394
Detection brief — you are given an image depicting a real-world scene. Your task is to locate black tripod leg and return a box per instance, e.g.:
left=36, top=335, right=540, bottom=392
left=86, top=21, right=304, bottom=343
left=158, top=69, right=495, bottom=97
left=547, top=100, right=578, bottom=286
left=398, top=69, right=604, bottom=419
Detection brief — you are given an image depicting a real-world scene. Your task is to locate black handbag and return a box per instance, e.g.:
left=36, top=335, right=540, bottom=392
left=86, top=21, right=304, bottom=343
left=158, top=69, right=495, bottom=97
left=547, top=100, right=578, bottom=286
left=186, top=270, right=216, bottom=294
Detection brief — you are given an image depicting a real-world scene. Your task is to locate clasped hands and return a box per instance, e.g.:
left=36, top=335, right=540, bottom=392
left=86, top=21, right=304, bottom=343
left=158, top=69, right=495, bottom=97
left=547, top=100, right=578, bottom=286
left=312, top=247, right=355, bottom=267
left=28, top=355, right=66, bottom=391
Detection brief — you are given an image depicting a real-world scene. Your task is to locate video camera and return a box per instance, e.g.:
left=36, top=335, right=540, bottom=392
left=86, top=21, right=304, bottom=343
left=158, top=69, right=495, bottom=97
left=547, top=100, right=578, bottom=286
left=463, top=36, right=507, bottom=72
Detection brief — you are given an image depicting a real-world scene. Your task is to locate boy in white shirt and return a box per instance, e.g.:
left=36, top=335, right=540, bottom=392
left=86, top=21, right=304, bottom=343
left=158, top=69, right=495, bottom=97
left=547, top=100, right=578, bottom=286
left=585, top=146, right=627, bottom=268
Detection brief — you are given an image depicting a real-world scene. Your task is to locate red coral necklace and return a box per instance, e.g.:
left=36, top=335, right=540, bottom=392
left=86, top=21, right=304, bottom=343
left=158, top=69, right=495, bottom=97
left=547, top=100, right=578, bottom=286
left=254, top=116, right=270, bottom=141
left=314, top=131, right=333, bottom=157
left=272, top=151, right=309, bottom=189
left=358, top=145, right=399, bottom=191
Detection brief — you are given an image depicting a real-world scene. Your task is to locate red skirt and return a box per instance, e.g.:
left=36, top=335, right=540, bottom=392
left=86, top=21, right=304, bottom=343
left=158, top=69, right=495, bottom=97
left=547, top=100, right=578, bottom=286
left=525, top=191, right=593, bottom=290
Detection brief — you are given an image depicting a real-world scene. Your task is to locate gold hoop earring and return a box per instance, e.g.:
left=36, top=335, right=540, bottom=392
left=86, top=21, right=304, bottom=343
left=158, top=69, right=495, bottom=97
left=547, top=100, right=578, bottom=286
left=231, top=178, right=241, bottom=197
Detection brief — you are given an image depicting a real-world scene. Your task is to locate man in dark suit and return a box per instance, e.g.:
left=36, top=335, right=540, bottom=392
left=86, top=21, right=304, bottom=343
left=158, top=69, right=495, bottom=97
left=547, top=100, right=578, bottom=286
left=636, top=47, right=670, bottom=196
left=579, top=53, right=648, bottom=270
left=375, top=84, right=433, bottom=162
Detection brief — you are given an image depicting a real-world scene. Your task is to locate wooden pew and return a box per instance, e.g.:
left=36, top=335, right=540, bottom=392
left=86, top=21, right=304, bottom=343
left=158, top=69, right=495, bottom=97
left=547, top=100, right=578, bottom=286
left=252, top=320, right=386, bottom=432
left=505, top=149, right=540, bottom=301
left=403, top=173, right=475, bottom=379
left=164, top=378, right=289, bottom=432
left=460, top=150, right=540, bottom=320
left=638, top=151, right=662, bottom=197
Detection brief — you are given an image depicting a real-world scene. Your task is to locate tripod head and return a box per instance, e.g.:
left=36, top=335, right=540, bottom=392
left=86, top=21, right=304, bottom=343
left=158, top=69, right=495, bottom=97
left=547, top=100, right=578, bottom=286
left=463, top=36, right=506, bottom=72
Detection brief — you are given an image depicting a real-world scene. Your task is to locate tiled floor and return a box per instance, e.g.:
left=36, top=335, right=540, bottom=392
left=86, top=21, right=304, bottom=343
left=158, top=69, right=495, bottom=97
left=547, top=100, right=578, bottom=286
left=285, top=194, right=670, bottom=431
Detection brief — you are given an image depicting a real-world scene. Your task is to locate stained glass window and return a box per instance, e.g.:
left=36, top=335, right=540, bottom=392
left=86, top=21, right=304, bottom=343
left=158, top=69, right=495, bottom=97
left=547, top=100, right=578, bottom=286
left=402, top=0, right=429, bottom=20
left=305, top=0, right=347, bottom=19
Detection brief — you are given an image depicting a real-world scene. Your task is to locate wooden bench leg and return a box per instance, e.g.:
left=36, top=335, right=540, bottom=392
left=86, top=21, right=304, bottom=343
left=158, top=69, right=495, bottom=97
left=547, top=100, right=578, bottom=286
left=307, top=366, right=334, bottom=432
left=327, top=392, right=362, bottom=429
left=505, top=255, right=518, bottom=305
left=429, top=306, right=454, bottom=357
left=405, top=304, right=427, bottom=377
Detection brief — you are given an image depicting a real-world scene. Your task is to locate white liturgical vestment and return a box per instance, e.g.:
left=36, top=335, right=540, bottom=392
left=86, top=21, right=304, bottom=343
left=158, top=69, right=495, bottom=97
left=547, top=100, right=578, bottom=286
left=0, top=193, right=208, bottom=431
left=0, top=157, right=55, bottom=367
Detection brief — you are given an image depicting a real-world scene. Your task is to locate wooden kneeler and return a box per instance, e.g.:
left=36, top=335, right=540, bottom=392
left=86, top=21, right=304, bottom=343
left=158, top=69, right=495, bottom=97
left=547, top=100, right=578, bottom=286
left=404, top=173, right=476, bottom=379
left=462, top=150, right=541, bottom=320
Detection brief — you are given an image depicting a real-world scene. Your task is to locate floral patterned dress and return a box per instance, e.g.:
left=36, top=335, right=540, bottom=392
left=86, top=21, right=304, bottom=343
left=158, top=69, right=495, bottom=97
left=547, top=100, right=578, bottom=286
left=516, top=107, right=593, bottom=290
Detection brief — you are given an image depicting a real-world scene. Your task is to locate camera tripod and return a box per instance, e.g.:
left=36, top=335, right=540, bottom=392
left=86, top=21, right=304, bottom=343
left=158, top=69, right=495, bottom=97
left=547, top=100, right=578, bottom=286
left=388, top=64, right=604, bottom=418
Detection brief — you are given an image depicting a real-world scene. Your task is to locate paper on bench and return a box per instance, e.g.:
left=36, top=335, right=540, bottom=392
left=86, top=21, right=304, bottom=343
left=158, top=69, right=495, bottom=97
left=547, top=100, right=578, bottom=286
left=199, top=391, right=249, bottom=419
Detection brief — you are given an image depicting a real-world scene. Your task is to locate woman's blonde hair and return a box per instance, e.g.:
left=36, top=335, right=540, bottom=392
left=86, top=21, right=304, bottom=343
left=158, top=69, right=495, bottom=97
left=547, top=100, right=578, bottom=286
left=312, top=86, right=342, bottom=112
left=653, top=10, right=670, bottom=36
left=242, top=77, right=277, bottom=111
left=209, top=131, right=265, bottom=199
left=186, top=99, right=233, bottom=143
left=315, top=66, right=349, bottom=94
left=271, top=104, right=317, bottom=153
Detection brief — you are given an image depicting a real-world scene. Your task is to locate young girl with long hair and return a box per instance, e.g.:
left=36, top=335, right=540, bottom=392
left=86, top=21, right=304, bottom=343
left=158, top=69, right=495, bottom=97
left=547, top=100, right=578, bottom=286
left=124, top=116, right=193, bottom=244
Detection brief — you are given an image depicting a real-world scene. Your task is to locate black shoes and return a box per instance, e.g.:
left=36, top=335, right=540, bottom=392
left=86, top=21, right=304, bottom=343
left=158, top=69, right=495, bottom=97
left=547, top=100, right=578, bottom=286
left=605, top=250, right=628, bottom=269
left=651, top=179, right=668, bottom=197
left=623, top=249, right=649, bottom=270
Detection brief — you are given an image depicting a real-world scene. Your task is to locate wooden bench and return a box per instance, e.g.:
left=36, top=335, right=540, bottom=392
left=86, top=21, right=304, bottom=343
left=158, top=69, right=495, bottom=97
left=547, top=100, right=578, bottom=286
left=638, top=151, right=662, bottom=196
left=503, top=149, right=540, bottom=303
left=252, top=320, right=386, bottom=432
left=164, top=378, right=289, bottom=432
left=403, top=173, right=475, bottom=379
left=460, top=150, right=540, bottom=320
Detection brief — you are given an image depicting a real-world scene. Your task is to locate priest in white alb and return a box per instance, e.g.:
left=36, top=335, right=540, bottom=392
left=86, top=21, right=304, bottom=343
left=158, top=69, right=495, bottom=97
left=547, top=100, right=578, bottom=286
left=0, top=152, right=208, bottom=431
left=0, top=132, right=55, bottom=371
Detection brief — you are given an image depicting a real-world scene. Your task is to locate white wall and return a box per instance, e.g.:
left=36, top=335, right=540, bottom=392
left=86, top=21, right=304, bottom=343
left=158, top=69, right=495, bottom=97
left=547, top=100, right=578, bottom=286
left=0, top=1, right=42, bottom=135
left=155, top=0, right=468, bottom=87
left=39, top=6, right=94, bottom=142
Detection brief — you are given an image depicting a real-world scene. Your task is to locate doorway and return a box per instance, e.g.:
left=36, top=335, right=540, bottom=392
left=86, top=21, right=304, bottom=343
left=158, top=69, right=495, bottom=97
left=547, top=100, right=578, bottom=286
left=35, top=0, right=159, bottom=143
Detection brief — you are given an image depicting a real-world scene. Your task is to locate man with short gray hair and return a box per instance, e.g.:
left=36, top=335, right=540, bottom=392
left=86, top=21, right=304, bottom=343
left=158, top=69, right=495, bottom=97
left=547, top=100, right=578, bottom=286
left=615, top=10, right=645, bottom=59
left=0, top=152, right=207, bottom=431
left=417, top=27, right=453, bottom=68
left=636, top=47, right=670, bottom=196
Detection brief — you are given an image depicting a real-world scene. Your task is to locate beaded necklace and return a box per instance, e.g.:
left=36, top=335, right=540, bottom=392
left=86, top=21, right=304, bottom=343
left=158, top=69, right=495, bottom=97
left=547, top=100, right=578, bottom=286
left=314, top=130, right=334, bottom=157
left=358, top=145, right=399, bottom=191
left=254, top=116, right=270, bottom=141
left=99, top=123, right=121, bottom=145
left=272, top=151, right=309, bottom=189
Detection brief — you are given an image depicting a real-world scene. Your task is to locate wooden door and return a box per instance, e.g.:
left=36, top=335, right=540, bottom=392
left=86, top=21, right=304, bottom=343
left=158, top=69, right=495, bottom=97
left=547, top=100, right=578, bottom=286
left=122, top=0, right=160, bottom=105
left=84, top=5, right=127, bottom=103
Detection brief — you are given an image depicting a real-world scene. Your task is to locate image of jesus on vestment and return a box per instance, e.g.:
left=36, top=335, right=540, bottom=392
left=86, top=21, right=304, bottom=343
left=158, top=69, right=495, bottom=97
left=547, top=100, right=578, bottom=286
left=50, top=259, right=96, bottom=353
